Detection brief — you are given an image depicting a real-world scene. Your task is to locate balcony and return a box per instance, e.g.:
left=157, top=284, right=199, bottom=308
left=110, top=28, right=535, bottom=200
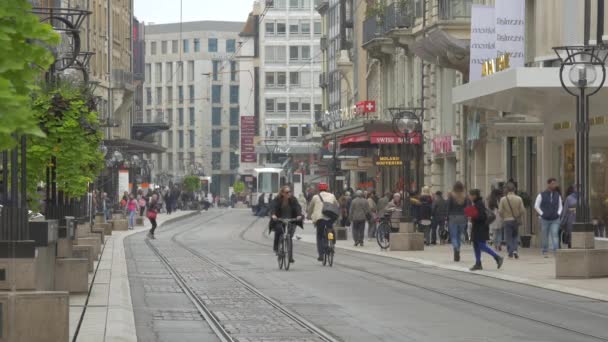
left=383, top=2, right=415, bottom=47
left=131, top=112, right=170, bottom=143
left=111, top=69, right=134, bottom=91
left=362, top=17, right=394, bottom=57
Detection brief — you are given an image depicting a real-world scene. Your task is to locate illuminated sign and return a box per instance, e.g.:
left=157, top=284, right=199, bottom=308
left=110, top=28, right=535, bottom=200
left=375, top=156, right=402, bottom=166
left=481, top=53, right=510, bottom=77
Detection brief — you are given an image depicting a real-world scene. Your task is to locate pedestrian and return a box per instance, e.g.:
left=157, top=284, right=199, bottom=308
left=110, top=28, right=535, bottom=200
left=100, top=192, right=111, bottom=222
left=138, top=194, right=147, bottom=217
left=349, top=190, right=370, bottom=246
left=447, top=181, right=469, bottom=262
left=256, top=192, right=265, bottom=216
left=127, top=194, right=138, bottom=230
left=431, top=191, right=447, bottom=245
left=367, top=192, right=377, bottom=241
left=377, top=192, right=391, bottom=218
left=561, top=185, right=578, bottom=248
left=488, top=188, right=504, bottom=251
left=164, top=189, right=172, bottom=214
left=230, top=192, right=237, bottom=208
left=270, top=186, right=303, bottom=263
left=339, top=191, right=352, bottom=228
left=146, top=194, right=161, bottom=239
left=417, top=186, right=433, bottom=246
left=465, top=189, right=504, bottom=271
left=307, top=182, right=339, bottom=261
left=499, top=182, right=525, bottom=259
left=297, top=192, right=307, bottom=215
left=534, top=178, right=563, bottom=257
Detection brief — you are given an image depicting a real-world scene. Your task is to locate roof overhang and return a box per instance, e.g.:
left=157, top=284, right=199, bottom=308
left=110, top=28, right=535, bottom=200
left=103, top=139, right=166, bottom=154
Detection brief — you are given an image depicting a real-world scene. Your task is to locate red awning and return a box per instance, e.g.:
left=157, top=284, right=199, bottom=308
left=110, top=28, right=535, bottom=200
left=370, top=131, right=421, bottom=144
left=340, top=132, right=369, bottom=145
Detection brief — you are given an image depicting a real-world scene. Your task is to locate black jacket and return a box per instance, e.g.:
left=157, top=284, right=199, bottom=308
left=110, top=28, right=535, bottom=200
left=269, top=196, right=303, bottom=230
left=471, top=198, right=490, bottom=242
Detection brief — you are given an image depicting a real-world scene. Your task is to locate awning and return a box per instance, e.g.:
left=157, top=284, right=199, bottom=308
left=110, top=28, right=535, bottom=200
left=103, top=139, right=166, bottom=154
left=340, top=132, right=369, bottom=145
left=370, top=131, right=421, bottom=144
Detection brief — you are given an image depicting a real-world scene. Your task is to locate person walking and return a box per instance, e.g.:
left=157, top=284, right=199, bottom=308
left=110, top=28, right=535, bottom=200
left=447, top=181, right=469, bottom=262
left=127, top=194, right=138, bottom=230
left=561, top=185, right=578, bottom=248
left=100, top=192, right=111, bottom=222
left=465, top=189, right=504, bottom=271
left=367, top=192, right=378, bottom=241
left=138, top=194, right=147, bottom=217
left=488, top=188, right=504, bottom=251
left=339, top=191, right=352, bottom=228
left=349, top=190, right=370, bottom=246
left=146, top=194, right=161, bottom=239
left=534, top=178, right=563, bottom=257
left=431, top=191, right=447, bottom=245
left=230, top=192, right=237, bottom=208
left=270, top=186, right=303, bottom=263
left=377, top=192, right=391, bottom=218
left=418, top=186, right=433, bottom=246
left=164, top=189, right=172, bottom=214
left=499, top=182, right=525, bottom=259
left=307, top=182, right=339, bottom=261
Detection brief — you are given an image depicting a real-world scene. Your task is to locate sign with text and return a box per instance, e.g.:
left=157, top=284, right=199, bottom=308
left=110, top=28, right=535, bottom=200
left=240, top=116, right=256, bottom=163
left=469, top=5, right=496, bottom=81
left=375, top=156, right=403, bottom=166
left=495, top=0, right=525, bottom=68
left=358, top=157, right=374, bottom=168
left=341, top=160, right=362, bottom=170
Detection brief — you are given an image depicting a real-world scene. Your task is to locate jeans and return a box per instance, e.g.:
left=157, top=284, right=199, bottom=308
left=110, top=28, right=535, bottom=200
left=128, top=210, right=136, bottom=228
left=316, top=219, right=333, bottom=257
left=541, top=218, right=560, bottom=253
left=473, top=241, right=499, bottom=264
left=493, top=227, right=504, bottom=248
left=352, top=220, right=365, bottom=244
left=449, top=223, right=467, bottom=251
left=368, top=218, right=377, bottom=239
left=503, top=220, right=519, bottom=256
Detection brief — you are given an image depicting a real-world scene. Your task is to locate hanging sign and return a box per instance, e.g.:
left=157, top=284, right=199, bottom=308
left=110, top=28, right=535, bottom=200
left=469, top=5, right=496, bottom=81
left=375, top=156, right=403, bottom=166
left=495, top=0, right=526, bottom=68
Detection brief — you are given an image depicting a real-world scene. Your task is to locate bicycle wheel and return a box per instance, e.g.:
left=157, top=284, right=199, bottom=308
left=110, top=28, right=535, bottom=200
left=328, top=246, right=334, bottom=267
left=376, top=223, right=390, bottom=249
left=322, top=246, right=327, bottom=266
left=284, top=234, right=292, bottom=271
left=277, top=238, right=284, bottom=270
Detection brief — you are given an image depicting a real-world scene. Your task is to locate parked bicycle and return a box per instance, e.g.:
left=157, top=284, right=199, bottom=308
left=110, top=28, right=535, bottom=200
left=276, top=218, right=299, bottom=271
left=376, top=209, right=401, bottom=249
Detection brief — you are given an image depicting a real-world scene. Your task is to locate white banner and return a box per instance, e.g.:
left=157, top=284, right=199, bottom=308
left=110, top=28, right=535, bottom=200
left=469, top=5, right=496, bottom=81
left=495, top=0, right=526, bottom=68
left=118, top=169, right=130, bottom=198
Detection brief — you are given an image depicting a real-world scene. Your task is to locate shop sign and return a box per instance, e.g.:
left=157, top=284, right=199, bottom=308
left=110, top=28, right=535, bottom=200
left=481, top=53, right=510, bottom=77
left=358, top=157, right=374, bottom=168
left=240, top=116, right=256, bottom=163
left=341, top=160, right=362, bottom=170
left=432, top=136, right=456, bottom=154
left=375, top=156, right=402, bottom=166
left=357, top=182, right=374, bottom=190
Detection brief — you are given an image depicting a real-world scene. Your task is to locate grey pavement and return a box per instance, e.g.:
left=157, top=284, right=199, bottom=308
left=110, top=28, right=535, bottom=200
left=123, top=210, right=608, bottom=342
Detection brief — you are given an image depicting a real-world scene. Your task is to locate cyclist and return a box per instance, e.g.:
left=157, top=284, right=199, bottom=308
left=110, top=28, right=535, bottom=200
left=271, top=185, right=303, bottom=264
left=307, top=182, right=339, bottom=261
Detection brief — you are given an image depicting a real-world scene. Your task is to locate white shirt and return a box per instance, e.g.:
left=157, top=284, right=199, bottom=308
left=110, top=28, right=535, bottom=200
left=534, top=191, right=563, bottom=217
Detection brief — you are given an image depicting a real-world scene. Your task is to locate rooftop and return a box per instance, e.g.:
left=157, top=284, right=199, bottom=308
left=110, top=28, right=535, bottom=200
left=145, top=20, right=245, bottom=34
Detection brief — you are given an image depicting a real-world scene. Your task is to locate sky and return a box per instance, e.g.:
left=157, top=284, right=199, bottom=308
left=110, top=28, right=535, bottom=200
left=135, top=0, right=253, bottom=24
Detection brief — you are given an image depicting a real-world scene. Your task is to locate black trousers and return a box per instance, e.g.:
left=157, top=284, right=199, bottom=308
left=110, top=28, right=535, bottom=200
left=273, top=223, right=296, bottom=252
left=352, top=220, right=365, bottom=243
left=149, top=218, right=158, bottom=234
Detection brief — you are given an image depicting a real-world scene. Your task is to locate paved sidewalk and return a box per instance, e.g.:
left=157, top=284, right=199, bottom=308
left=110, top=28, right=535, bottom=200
left=70, top=210, right=201, bottom=342
left=297, top=222, right=608, bottom=302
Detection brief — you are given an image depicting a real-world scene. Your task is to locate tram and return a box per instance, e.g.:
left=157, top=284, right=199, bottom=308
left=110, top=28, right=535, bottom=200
left=252, top=167, right=304, bottom=204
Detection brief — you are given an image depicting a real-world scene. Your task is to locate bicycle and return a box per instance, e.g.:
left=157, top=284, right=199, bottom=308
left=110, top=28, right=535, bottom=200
left=322, top=225, right=335, bottom=267
left=376, top=209, right=401, bottom=249
left=275, top=218, right=298, bottom=271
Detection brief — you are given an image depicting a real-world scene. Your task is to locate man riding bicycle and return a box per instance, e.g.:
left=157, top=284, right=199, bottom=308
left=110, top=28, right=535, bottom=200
left=270, top=185, right=303, bottom=264
left=306, top=182, right=339, bottom=261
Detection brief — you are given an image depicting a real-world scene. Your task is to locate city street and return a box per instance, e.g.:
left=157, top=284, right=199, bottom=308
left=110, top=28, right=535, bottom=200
left=125, top=210, right=608, bottom=342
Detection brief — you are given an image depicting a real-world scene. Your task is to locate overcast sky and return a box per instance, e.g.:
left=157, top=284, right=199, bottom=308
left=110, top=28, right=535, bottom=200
left=135, top=0, right=253, bottom=24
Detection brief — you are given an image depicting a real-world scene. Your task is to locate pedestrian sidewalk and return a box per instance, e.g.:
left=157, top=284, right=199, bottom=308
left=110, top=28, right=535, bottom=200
left=69, top=210, right=201, bottom=342
left=297, top=223, right=608, bottom=302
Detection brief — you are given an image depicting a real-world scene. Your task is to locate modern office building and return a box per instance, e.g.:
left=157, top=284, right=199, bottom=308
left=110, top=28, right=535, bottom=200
left=144, top=21, right=244, bottom=197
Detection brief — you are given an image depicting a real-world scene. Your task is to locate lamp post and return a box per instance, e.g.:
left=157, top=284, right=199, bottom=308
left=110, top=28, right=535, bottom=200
left=554, top=45, right=607, bottom=229
left=391, top=110, right=422, bottom=224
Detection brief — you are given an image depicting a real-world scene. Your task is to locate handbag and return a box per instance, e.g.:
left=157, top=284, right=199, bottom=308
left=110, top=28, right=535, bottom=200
left=146, top=209, right=157, bottom=220
left=318, top=194, right=340, bottom=222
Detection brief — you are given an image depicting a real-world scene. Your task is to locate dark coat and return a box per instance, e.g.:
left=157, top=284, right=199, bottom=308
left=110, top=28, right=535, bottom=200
left=417, top=195, right=433, bottom=221
left=269, top=196, right=303, bottom=229
left=470, top=198, right=490, bottom=242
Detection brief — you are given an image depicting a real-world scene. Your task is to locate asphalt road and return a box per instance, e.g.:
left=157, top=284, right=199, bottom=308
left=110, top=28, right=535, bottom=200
left=126, top=209, right=608, bottom=342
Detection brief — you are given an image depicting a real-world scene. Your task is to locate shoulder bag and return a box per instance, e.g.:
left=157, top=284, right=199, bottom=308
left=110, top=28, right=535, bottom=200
left=318, top=194, right=340, bottom=222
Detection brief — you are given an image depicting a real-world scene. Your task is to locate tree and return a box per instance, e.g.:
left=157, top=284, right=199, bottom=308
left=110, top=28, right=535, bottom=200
left=183, top=175, right=201, bottom=193
left=0, top=0, right=59, bottom=150
left=232, top=180, right=245, bottom=195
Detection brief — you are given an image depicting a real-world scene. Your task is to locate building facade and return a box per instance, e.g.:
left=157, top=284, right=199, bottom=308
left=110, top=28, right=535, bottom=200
left=144, top=21, right=244, bottom=197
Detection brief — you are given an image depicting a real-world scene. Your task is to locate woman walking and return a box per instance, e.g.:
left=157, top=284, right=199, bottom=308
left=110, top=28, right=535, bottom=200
left=367, top=192, right=377, bottom=241
left=465, top=189, right=504, bottom=271
left=147, top=194, right=161, bottom=239
left=561, top=185, right=578, bottom=248
left=488, top=188, right=504, bottom=251
left=447, top=182, right=469, bottom=262
left=127, top=194, right=138, bottom=230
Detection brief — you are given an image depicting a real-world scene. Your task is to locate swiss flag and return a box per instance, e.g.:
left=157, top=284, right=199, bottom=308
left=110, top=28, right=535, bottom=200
left=356, top=100, right=376, bottom=114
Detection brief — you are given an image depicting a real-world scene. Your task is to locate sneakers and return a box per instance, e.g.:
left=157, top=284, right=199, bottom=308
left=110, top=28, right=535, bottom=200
left=470, top=263, right=483, bottom=271
left=147, top=232, right=155, bottom=239
left=317, top=256, right=323, bottom=262
left=454, top=250, right=460, bottom=262
left=514, top=252, right=519, bottom=259
left=495, top=256, right=504, bottom=269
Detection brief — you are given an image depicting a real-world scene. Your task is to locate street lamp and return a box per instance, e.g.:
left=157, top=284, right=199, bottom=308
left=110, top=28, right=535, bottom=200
left=391, top=110, right=422, bottom=223
left=554, top=45, right=607, bottom=228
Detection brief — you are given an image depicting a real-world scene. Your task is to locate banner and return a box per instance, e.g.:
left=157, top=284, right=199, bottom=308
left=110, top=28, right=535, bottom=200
left=495, top=0, right=526, bottom=68
left=118, top=169, right=129, bottom=198
left=240, top=116, right=256, bottom=163
left=469, top=5, right=496, bottom=81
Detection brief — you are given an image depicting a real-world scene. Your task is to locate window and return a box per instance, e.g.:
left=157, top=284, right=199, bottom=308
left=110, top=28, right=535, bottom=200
left=212, top=85, right=221, bottom=103
left=157, top=154, right=163, bottom=170
left=264, top=46, right=286, bottom=63
left=301, top=22, right=310, bottom=34
left=146, top=109, right=151, bottom=122
left=301, top=101, right=311, bottom=112
left=265, top=98, right=275, bottom=112
left=208, top=38, right=218, bottom=52
left=156, top=110, right=163, bottom=122
left=302, top=124, right=310, bottom=136
left=302, top=45, right=310, bottom=59
left=146, top=87, right=151, bottom=105
left=290, top=46, right=299, bottom=60
left=178, top=108, right=184, bottom=126
left=151, top=41, right=157, bottom=55
left=189, top=152, right=195, bottom=164
left=155, top=63, right=162, bottom=82
left=289, top=24, right=299, bottom=35
left=189, top=129, right=195, bottom=148
left=168, top=152, right=173, bottom=170
left=314, top=21, right=321, bottom=34
left=230, top=130, right=239, bottom=147
left=167, top=131, right=173, bottom=148
left=183, top=39, right=189, bottom=53
left=277, top=99, right=286, bottom=112
left=230, top=152, right=239, bottom=169
left=226, top=39, right=236, bottom=53
left=177, top=62, right=183, bottom=82
left=277, top=22, right=286, bottom=35
left=167, top=86, right=173, bottom=103
left=166, top=62, right=173, bottom=82
left=290, top=126, right=299, bottom=137
left=212, top=152, right=221, bottom=170
left=314, top=103, right=322, bottom=115
left=230, top=61, right=237, bottom=81
left=212, top=129, right=221, bottom=148
left=167, top=109, right=173, bottom=123
left=194, top=38, right=200, bottom=52
left=178, top=152, right=184, bottom=170
left=265, top=72, right=275, bottom=87
left=156, top=87, right=162, bottom=105
left=172, top=40, right=178, bottom=53
left=230, top=85, right=239, bottom=104
left=290, top=101, right=299, bottom=112
left=212, top=107, right=221, bottom=125
left=289, top=72, right=299, bottom=86
left=289, top=0, right=299, bottom=8
left=189, top=85, right=195, bottom=104
left=178, top=86, right=184, bottom=103
left=230, top=107, right=239, bottom=126
left=277, top=72, right=286, bottom=87
left=178, top=130, right=184, bottom=148
left=277, top=126, right=287, bottom=137
left=212, top=60, right=220, bottom=81
left=145, top=64, right=151, bottom=83
left=189, top=107, right=195, bottom=125
left=161, top=40, right=167, bottom=54
left=265, top=22, right=274, bottom=35
left=188, top=61, right=194, bottom=81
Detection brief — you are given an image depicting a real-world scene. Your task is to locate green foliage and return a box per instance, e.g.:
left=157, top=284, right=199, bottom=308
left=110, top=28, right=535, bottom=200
left=27, top=83, right=104, bottom=201
left=183, top=175, right=201, bottom=192
left=365, top=0, right=386, bottom=19
left=232, top=180, right=245, bottom=194
left=0, top=0, right=59, bottom=149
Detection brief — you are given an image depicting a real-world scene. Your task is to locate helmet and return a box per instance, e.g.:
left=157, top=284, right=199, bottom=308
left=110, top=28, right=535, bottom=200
left=318, top=182, right=329, bottom=191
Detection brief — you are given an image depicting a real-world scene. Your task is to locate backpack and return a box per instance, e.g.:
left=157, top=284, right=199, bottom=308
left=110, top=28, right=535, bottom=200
left=318, top=194, right=339, bottom=222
